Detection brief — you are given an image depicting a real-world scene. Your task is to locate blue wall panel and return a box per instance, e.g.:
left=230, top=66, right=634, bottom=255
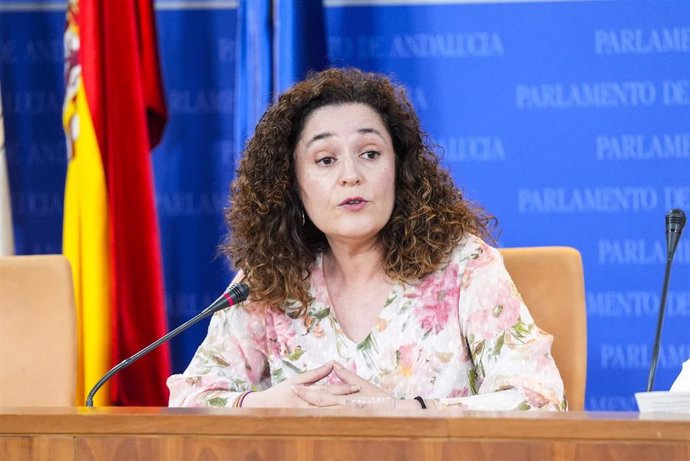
left=154, top=6, right=238, bottom=373
left=0, top=5, right=65, bottom=255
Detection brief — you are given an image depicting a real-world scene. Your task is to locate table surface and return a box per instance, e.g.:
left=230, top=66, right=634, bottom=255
left=1, top=407, right=688, bottom=440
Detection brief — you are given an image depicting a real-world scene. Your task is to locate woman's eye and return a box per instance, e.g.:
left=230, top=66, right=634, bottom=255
left=316, top=156, right=336, bottom=166
left=361, top=150, right=380, bottom=160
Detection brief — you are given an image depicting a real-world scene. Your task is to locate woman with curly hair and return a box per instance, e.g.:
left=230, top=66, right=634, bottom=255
left=167, top=68, right=565, bottom=411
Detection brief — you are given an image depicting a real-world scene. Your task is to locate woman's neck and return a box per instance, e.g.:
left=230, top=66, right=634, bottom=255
left=323, top=238, right=385, bottom=286
left=322, top=238, right=393, bottom=344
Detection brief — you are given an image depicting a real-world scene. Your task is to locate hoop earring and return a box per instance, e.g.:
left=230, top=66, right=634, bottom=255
left=301, top=209, right=306, bottom=226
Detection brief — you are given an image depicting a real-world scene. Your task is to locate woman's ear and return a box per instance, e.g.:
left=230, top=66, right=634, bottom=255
left=230, top=269, right=245, bottom=285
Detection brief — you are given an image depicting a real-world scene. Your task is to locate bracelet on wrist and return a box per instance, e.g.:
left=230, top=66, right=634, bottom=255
left=233, top=391, right=253, bottom=408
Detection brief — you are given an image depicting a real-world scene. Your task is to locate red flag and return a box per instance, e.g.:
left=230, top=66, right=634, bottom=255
left=78, top=0, right=170, bottom=405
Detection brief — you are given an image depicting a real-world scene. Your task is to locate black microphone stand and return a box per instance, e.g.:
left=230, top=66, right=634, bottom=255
left=646, top=254, right=674, bottom=392
left=646, top=209, right=685, bottom=392
left=86, top=283, right=249, bottom=406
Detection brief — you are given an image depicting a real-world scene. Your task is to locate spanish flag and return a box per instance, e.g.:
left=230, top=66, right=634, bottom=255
left=62, top=0, right=170, bottom=406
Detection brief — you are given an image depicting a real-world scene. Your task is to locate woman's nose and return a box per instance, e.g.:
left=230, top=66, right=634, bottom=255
left=339, top=156, right=362, bottom=186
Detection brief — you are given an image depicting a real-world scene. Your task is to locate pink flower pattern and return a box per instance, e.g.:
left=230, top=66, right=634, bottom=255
left=167, top=235, right=566, bottom=411
left=413, top=264, right=459, bottom=334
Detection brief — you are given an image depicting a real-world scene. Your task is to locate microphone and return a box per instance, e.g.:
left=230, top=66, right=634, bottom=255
left=666, top=209, right=686, bottom=260
left=646, top=209, right=686, bottom=392
left=85, top=282, right=250, bottom=407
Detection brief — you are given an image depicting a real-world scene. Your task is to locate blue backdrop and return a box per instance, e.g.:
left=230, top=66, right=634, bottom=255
left=1, top=0, right=688, bottom=411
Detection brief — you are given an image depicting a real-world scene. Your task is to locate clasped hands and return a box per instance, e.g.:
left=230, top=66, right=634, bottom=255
left=241, top=361, right=419, bottom=409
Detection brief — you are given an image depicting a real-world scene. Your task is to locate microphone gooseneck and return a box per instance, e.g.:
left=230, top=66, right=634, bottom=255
left=646, top=209, right=686, bottom=392
left=85, top=282, right=250, bottom=407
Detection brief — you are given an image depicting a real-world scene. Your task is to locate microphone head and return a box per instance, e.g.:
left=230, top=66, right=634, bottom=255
left=665, top=209, right=686, bottom=260
left=228, top=282, right=250, bottom=304
left=666, top=209, right=686, bottom=233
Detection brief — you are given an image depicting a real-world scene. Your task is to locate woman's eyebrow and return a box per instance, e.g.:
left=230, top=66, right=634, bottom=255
left=305, top=132, right=334, bottom=149
left=357, top=128, right=386, bottom=142
left=305, top=127, right=387, bottom=149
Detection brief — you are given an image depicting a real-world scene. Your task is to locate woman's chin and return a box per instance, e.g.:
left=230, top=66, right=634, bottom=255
left=323, top=228, right=383, bottom=247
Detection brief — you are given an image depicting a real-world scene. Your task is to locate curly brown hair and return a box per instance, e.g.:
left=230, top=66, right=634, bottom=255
left=225, top=67, right=494, bottom=317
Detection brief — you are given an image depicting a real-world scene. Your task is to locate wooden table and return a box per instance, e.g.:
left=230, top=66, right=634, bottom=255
left=1, top=407, right=688, bottom=460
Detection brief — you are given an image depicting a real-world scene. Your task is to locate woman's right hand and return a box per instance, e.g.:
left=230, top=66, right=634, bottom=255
left=240, top=361, right=357, bottom=408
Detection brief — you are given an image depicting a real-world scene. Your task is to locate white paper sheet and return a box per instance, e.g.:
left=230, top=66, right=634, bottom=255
left=635, top=391, right=690, bottom=414
left=670, top=359, right=690, bottom=392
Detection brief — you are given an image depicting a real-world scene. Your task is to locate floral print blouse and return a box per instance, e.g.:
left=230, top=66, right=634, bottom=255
left=167, top=235, right=566, bottom=411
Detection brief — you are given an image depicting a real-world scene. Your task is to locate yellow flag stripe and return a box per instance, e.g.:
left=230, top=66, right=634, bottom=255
left=63, top=79, right=111, bottom=406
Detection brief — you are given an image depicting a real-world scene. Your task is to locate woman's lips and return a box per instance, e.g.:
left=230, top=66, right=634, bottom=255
left=338, top=197, right=368, bottom=210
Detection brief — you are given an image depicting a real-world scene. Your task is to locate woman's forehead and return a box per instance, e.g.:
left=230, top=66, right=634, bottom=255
left=298, top=103, right=389, bottom=141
